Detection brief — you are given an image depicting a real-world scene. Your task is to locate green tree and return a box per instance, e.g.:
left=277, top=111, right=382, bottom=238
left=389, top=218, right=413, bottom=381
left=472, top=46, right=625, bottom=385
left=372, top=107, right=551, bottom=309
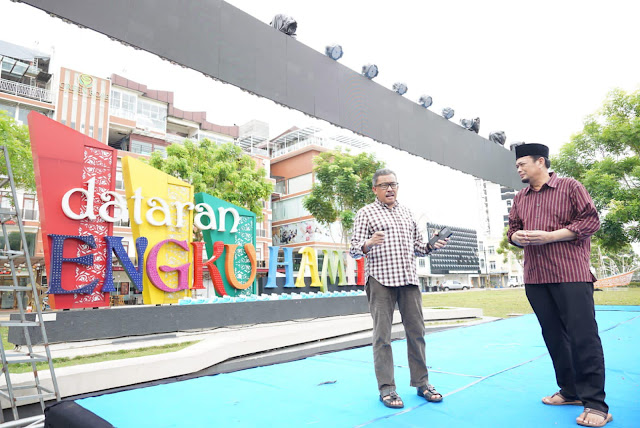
left=552, top=88, right=640, bottom=251
left=302, top=149, right=385, bottom=247
left=0, top=111, right=35, bottom=192
left=497, top=226, right=523, bottom=267
left=148, top=139, right=272, bottom=220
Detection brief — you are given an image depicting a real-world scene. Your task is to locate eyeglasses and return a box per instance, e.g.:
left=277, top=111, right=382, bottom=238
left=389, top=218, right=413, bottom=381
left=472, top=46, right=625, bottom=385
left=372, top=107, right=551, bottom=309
left=376, top=182, right=399, bottom=190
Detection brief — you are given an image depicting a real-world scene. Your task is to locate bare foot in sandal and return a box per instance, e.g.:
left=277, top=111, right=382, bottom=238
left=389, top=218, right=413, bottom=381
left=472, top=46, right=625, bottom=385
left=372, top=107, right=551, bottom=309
left=417, top=384, right=443, bottom=402
left=542, top=391, right=582, bottom=406
left=576, top=408, right=613, bottom=427
left=379, top=391, right=404, bottom=409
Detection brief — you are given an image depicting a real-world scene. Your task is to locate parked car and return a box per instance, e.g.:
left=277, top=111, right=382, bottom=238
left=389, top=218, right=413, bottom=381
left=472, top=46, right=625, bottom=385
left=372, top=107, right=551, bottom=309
left=440, top=280, right=469, bottom=291
left=508, top=281, right=523, bottom=288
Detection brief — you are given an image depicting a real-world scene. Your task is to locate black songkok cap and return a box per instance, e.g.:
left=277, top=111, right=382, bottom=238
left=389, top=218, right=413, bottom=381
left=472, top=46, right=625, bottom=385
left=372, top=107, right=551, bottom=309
left=515, top=143, right=549, bottom=160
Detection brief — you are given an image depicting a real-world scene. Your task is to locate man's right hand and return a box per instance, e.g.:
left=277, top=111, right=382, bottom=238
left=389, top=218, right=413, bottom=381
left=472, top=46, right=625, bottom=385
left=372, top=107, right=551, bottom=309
left=511, top=230, right=528, bottom=247
left=365, top=231, right=385, bottom=252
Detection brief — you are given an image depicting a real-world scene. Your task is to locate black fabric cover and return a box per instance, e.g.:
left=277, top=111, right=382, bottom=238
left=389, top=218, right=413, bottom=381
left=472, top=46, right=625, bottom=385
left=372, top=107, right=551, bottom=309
left=45, top=401, right=113, bottom=428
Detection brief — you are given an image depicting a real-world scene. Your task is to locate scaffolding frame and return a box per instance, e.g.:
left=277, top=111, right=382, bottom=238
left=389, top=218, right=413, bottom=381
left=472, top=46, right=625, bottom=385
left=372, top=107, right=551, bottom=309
left=0, top=145, right=59, bottom=427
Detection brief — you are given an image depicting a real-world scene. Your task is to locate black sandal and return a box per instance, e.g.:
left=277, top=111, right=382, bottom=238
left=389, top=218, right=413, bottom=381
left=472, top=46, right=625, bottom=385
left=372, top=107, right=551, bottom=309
left=379, top=391, right=404, bottom=409
left=417, top=384, right=443, bottom=402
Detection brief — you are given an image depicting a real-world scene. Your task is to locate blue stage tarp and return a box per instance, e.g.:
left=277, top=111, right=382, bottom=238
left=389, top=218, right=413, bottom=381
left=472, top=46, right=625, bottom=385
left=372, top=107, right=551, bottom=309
left=76, top=306, right=640, bottom=427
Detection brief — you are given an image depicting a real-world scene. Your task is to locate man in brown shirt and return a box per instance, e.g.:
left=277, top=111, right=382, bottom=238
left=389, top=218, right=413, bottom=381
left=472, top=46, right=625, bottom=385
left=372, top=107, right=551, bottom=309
left=508, top=143, right=612, bottom=427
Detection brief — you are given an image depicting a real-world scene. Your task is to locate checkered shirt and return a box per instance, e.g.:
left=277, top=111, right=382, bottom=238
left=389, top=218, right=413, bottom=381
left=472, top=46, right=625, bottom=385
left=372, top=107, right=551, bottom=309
left=350, top=199, right=432, bottom=287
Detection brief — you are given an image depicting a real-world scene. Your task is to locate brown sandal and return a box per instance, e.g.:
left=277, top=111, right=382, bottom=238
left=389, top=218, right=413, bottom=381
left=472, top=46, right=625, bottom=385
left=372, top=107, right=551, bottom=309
left=542, top=391, right=582, bottom=406
left=576, top=408, right=613, bottom=427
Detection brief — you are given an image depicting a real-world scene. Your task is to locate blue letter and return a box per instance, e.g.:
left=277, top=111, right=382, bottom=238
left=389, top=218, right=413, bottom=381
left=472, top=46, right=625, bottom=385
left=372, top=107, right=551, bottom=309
left=48, top=234, right=98, bottom=294
left=103, top=236, right=148, bottom=293
left=265, top=246, right=294, bottom=288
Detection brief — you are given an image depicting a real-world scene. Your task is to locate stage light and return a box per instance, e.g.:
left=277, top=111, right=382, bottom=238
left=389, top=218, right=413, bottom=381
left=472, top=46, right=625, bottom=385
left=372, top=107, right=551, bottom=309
left=489, top=131, right=507, bottom=146
left=270, top=14, right=297, bottom=37
left=325, top=44, right=343, bottom=60
left=418, top=95, right=433, bottom=108
left=361, top=64, right=378, bottom=79
left=460, top=117, right=480, bottom=133
left=392, top=82, right=408, bottom=96
left=442, top=107, right=455, bottom=120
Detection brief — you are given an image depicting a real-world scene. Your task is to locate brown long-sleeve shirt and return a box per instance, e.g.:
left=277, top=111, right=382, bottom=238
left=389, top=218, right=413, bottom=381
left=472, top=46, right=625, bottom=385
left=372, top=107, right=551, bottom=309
left=507, top=172, right=600, bottom=284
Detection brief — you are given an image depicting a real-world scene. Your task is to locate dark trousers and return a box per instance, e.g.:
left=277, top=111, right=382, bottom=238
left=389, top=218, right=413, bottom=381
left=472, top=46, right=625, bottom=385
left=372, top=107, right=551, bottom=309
left=525, top=282, right=608, bottom=413
left=366, top=276, right=429, bottom=396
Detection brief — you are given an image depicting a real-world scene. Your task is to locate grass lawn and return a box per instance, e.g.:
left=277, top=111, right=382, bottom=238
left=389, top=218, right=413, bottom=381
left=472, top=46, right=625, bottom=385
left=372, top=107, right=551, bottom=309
left=7, top=341, right=198, bottom=374
left=0, top=326, right=197, bottom=372
left=423, top=287, right=640, bottom=319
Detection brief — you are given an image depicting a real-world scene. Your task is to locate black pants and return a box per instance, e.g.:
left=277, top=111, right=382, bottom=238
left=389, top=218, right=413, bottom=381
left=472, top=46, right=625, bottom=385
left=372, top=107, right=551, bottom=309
left=525, top=282, right=608, bottom=413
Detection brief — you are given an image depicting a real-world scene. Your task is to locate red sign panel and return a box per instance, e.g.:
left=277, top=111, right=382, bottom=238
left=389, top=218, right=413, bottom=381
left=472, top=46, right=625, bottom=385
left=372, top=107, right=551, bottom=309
left=29, top=112, right=117, bottom=309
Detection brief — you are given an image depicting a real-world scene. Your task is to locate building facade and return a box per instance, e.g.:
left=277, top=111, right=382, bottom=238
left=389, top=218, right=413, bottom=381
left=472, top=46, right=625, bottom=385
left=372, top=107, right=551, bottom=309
left=0, top=41, right=56, bottom=308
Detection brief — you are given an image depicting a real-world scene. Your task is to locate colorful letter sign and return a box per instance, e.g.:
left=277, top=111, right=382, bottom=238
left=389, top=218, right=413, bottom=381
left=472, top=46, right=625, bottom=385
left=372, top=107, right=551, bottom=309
left=29, top=113, right=364, bottom=310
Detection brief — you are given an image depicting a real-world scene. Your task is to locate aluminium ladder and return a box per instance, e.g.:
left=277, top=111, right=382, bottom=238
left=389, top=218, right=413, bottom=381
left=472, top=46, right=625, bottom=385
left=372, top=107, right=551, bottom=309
left=0, top=145, right=60, bottom=426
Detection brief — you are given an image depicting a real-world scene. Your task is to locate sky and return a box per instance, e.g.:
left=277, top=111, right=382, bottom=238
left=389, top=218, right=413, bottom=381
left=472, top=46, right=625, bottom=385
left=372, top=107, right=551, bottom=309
left=1, top=0, right=640, bottom=238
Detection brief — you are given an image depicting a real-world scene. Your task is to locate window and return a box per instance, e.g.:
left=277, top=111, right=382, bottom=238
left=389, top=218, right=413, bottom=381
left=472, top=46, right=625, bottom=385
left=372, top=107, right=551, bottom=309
left=130, top=139, right=168, bottom=158
left=488, top=246, right=495, bottom=255
left=116, top=159, right=124, bottom=190
left=130, top=140, right=153, bottom=156
left=256, top=223, right=268, bottom=238
left=114, top=216, right=130, bottom=227
left=0, top=232, right=36, bottom=256
left=287, top=173, right=312, bottom=194
left=274, top=181, right=286, bottom=194
left=22, top=194, right=37, bottom=220
left=418, top=258, right=426, bottom=268
left=136, top=100, right=167, bottom=131
left=490, top=261, right=496, bottom=270
left=109, top=89, right=137, bottom=120
left=17, top=107, right=31, bottom=125
left=110, top=90, right=120, bottom=108
left=0, top=102, right=17, bottom=119
left=0, top=191, right=12, bottom=212
left=272, top=196, right=310, bottom=221
left=506, top=199, right=512, bottom=208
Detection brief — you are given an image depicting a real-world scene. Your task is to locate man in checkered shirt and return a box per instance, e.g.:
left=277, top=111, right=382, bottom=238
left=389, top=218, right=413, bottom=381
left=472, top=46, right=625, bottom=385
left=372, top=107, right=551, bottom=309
left=350, top=168, right=449, bottom=409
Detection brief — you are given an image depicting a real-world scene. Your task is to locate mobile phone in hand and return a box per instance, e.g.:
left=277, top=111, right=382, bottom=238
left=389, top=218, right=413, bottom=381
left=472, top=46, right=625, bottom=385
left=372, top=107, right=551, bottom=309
left=429, top=226, right=453, bottom=247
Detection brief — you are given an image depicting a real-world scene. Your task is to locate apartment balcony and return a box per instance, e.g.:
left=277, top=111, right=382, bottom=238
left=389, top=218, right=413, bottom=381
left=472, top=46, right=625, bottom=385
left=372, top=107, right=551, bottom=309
left=109, top=107, right=136, bottom=122
left=247, top=146, right=269, bottom=157
left=165, top=133, right=196, bottom=145
left=271, top=136, right=335, bottom=158
left=0, top=78, right=53, bottom=103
